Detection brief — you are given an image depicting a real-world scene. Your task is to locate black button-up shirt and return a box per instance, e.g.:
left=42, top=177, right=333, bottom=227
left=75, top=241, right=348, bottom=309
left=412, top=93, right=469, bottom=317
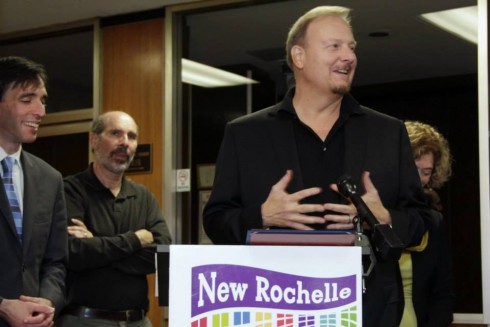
left=279, top=91, right=357, bottom=227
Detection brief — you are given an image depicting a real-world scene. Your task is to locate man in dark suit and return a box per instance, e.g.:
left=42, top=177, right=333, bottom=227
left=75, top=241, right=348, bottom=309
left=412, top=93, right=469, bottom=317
left=203, top=6, right=429, bottom=327
left=0, top=56, right=68, bottom=327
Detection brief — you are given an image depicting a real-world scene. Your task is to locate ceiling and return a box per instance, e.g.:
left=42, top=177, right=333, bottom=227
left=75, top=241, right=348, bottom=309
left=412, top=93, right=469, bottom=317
left=0, top=0, right=478, bottom=88
left=0, top=0, right=196, bottom=33
left=184, top=0, right=477, bottom=87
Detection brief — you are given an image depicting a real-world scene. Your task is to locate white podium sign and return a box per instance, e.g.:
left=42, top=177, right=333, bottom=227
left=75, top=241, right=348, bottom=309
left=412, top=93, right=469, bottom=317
left=169, top=245, right=362, bottom=327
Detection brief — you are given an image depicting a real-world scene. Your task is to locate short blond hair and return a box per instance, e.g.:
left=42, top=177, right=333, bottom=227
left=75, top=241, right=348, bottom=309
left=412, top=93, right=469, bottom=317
left=285, top=6, right=352, bottom=70
left=405, top=121, right=452, bottom=189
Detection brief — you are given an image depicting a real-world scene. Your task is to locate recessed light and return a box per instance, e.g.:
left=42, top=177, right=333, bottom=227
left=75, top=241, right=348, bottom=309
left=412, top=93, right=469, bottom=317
left=369, top=30, right=390, bottom=38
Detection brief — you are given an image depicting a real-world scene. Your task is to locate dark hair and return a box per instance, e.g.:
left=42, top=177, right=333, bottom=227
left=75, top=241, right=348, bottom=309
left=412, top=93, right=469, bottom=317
left=0, top=56, right=48, bottom=100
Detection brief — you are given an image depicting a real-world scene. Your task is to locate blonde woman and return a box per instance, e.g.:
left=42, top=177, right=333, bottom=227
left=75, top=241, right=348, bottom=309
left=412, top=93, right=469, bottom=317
left=401, top=121, right=454, bottom=327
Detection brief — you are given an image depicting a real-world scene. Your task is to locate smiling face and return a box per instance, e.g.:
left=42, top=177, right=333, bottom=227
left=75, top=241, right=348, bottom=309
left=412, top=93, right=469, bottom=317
left=90, top=112, right=138, bottom=174
left=292, top=15, right=357, bottom=95
left=0, top=79, right=47, bottom=153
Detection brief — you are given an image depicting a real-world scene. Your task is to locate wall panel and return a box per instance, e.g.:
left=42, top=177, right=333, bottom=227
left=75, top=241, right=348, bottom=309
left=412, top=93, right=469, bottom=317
left=101, top=17, right=165, bottom=326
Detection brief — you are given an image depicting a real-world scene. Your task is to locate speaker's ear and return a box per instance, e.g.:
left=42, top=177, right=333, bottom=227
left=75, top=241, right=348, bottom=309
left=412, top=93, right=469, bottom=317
left=291, top=45, right=304, bottom=69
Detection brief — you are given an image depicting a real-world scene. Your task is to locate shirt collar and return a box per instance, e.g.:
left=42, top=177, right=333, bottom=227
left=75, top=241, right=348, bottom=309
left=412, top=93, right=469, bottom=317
left=83, top=163, right=136, bottom=198
left=0, top=147, right=22, bottom=164
left=278, top=87, right=363, bottom=118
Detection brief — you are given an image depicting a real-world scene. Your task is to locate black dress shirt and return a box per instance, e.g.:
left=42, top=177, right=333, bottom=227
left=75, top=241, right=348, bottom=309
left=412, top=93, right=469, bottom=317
left=63, top=164, right=171, bottom=311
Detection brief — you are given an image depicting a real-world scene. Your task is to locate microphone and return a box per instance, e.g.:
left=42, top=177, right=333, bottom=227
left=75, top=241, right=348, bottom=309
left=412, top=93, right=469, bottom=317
left=337, top=175, right=404, bottom=261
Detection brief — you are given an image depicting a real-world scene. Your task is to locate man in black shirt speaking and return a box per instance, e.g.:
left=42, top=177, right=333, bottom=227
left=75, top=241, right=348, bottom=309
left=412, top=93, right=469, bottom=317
left=203, top=6, right=429, bottom=327
left=57, top=111, right=172, bottom=327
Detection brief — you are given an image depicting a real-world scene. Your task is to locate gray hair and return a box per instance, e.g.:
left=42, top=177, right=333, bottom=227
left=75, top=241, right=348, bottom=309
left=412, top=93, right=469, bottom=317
left=91, top=111, right=139, bottom=135
left=91, top=113, right=108, bottom=135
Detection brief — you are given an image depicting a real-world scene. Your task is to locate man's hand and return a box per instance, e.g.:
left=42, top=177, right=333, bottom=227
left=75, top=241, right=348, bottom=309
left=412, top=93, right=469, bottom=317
left=20, top=296, right=54, bottom=326
left=322, top=201, right=357, bottom=230
left=68, top=218, right=93, bottom=239
left=261, top=170, right=326, bottom=230
left=325, top=171, right=391, bottom=228
left=0, top=296, right=54, bottom=327
left=135, top=229, right=154, bottom=247
left=357, top=171, right=391, bottom=224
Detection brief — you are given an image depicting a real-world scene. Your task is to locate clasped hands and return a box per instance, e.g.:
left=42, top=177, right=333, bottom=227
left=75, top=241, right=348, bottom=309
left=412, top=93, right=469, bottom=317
left=261, top=170, right=390, bottom=230
left=68, top=219, right=154, bottom=247
left=0, top=296, right=54, bottom=327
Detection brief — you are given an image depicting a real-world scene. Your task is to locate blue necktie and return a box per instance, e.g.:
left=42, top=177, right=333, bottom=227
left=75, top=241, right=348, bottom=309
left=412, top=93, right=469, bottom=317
left=1, top=157, right=22, bottom=243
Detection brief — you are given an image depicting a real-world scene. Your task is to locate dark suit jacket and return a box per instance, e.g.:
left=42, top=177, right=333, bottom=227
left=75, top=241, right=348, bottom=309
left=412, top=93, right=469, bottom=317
left=204, top=91, right=430, bottom=327
left=0, top=151, right=68, bottom=327
left=411, top=211, right=454, bottom=327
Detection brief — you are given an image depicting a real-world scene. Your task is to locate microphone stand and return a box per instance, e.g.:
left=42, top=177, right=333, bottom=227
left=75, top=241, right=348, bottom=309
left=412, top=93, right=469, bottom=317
left=352, top=214, right=376, bottom=292
left=337, top=175, right=404, bottom=286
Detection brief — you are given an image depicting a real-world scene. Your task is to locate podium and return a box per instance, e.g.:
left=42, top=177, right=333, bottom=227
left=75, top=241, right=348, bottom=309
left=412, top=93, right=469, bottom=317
left=158, top=243, right=363, bottom=327
left=247, top=229, right=376, bottom=278
left=156, top=245, right=170, bottom=306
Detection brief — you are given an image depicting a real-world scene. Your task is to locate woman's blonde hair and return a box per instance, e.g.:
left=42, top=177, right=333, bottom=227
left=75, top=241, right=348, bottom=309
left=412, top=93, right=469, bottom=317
left=404, top=121, right=452, bottom=189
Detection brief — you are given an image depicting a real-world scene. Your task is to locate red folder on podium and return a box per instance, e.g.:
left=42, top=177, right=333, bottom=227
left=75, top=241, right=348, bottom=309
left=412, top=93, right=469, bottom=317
left=246, top=229, right=356, bottom=246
